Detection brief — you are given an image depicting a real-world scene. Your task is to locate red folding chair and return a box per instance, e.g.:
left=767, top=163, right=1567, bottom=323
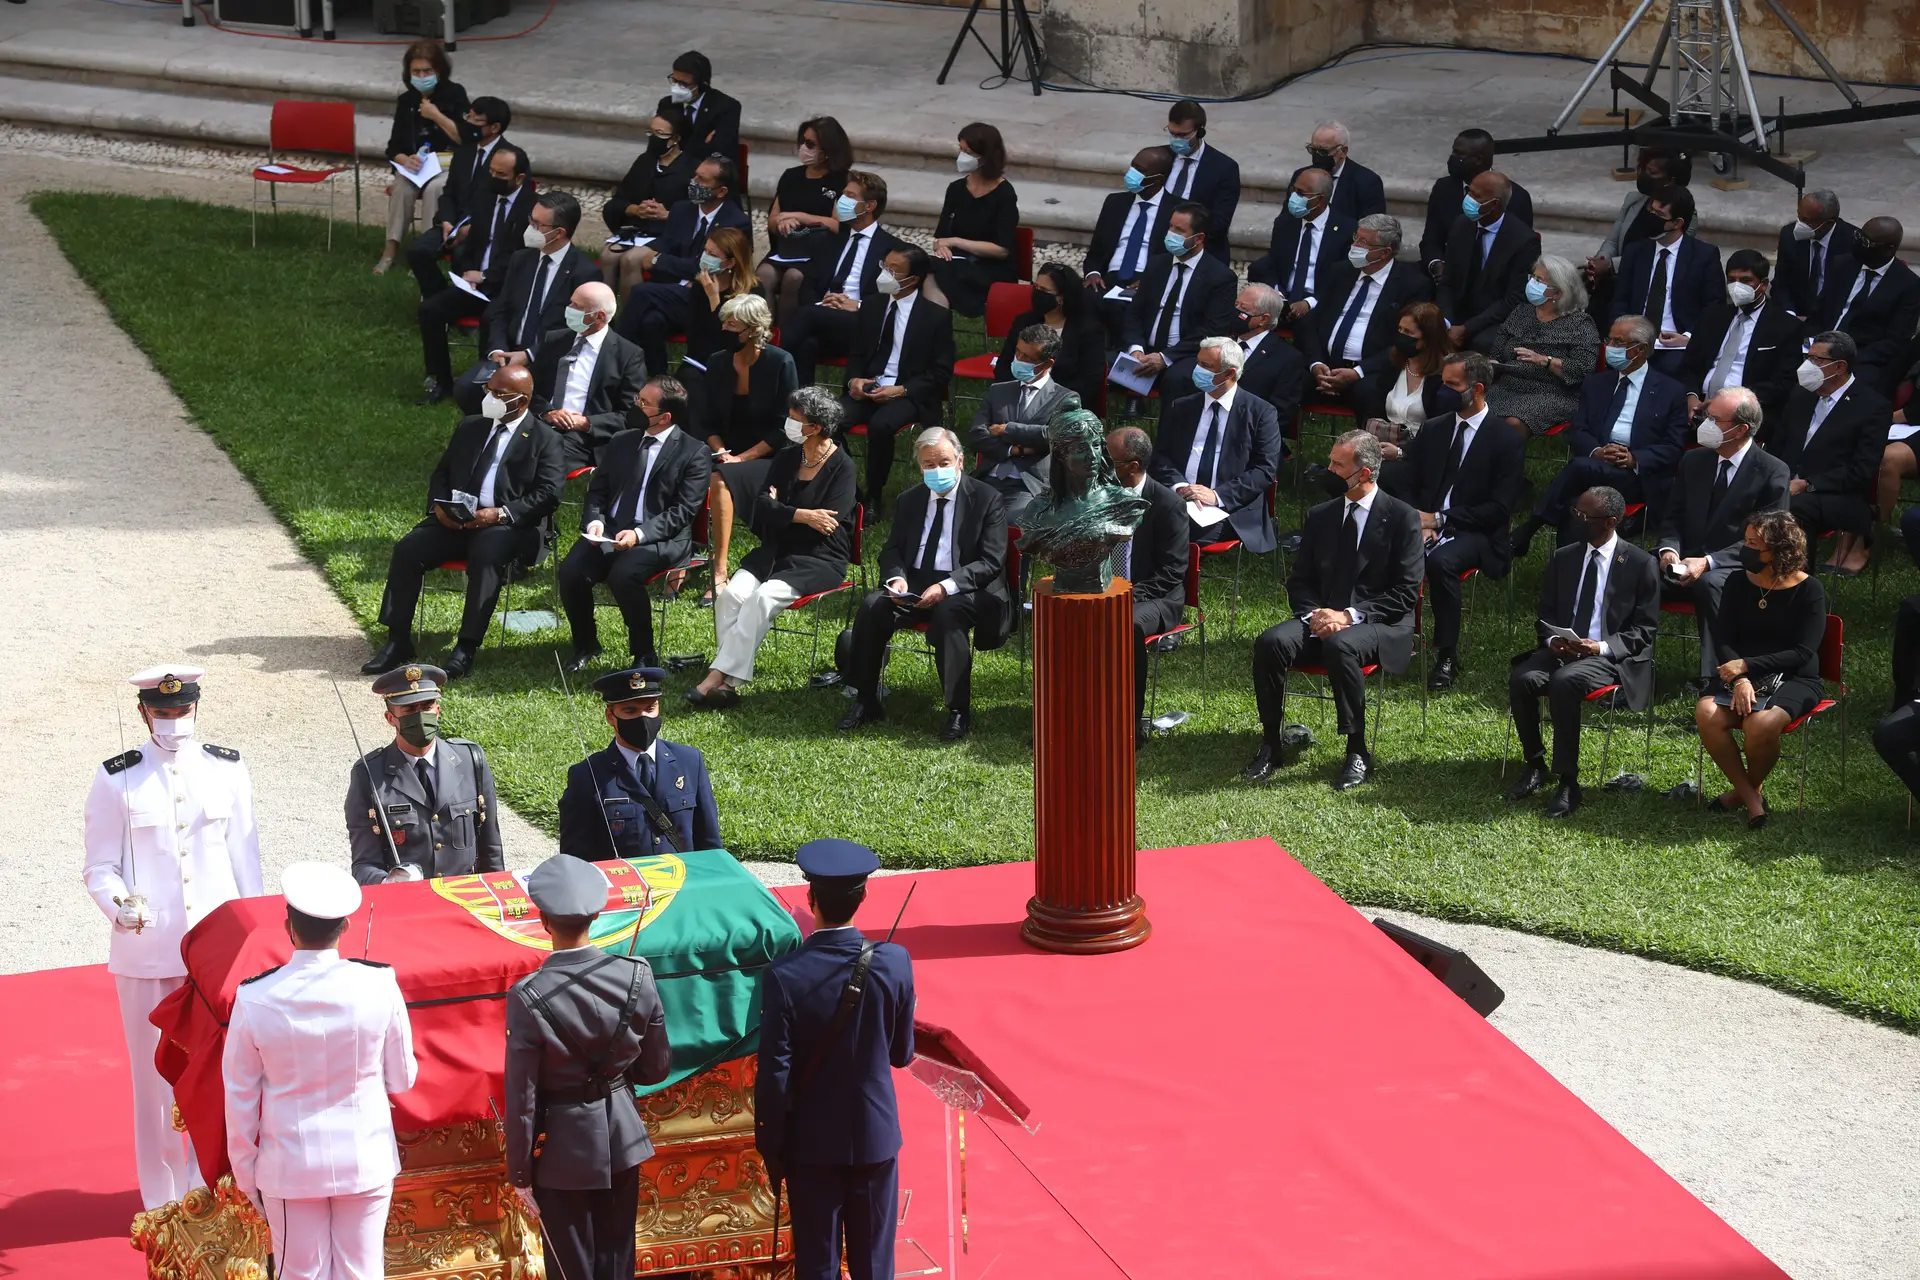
left=952, top=282, right=1033, bottom=383
left=252, top=100, right=361, bottom=249
left=1282, top=592, right=1396, bottom=755
left=644, top=497, right=713, bottom=640
left=1694, top=614, right=1845, bottom=815
left=1501, top=679, right=1642, bottom=788
left=771, top=504, right=865, bottom=682
left=1195, top=534, right=1245, bottom=638
left=1142, top=543, right=1206, bottom=734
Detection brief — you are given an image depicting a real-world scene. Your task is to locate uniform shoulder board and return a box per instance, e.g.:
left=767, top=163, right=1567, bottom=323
left=203, top=743, right=241, bottom=762
left=348, top=957, right=393, bottom=968
left=239, top=965, right=282, bottom=985
left=103, top=749, right=142, bottom=775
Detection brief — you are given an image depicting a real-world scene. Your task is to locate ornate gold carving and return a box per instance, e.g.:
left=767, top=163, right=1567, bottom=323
left=131, top=1175, right=272, bottom=1280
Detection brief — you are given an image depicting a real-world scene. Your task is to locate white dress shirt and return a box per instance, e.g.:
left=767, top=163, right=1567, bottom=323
left=1605, top=365, right=1648, bottom=447
left=476, top=411, right=527, bottom=510
left=1167, top=141, right=1208, bottom=199
left=1338, top=484, right=1378, bottom=623
left=1476, top=213, right=1505, bottom=267
left=1333, top=259, right=1394, bottom=367
left=517, top=242, right=570, bottom=343
left=223, top=949, right=418, bottom=1199
left=1572, top=533, right=1618, bottom=652
left=479, top=193, right=512, bottom=272
left=1296, top=209, right=1330, bottom=306
left=625, top=425, right=677, bottom=534
left=1134, top=252, right=1200, bottom=355
left=559, top=324, right=609, bottom=414
left=1439, top=403, right=1489, bottom=515
left=1184, top=383, right=1239, bottom=488
left=1840, top=265, right=1884, bottom=324
left=834, top=226, right=877, bottom=301
left=1803, top=374, right=1855, bottom=452
left=910, top=489, right=960, bottom=595
left=877, top=290, right=919, bottom=387
left=991, top=373, right=1053, bottom=481
left=1707, top=299, right=1764, bottom=394
left=1658, top=442, right=1751, bottom=559
left=1108, top=189, right=1165, bottom=279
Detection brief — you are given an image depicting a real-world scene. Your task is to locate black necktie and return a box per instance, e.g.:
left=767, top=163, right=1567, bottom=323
left=1119, top=201, right=1152, bottom=282
left=1152, top=263, right=1187, bottom=351
left=1710, top=457, right=1732, bottom=511
left=1330, top=274, right=1374, bottom=362
left=416, top=758, right=437, bottom=817
left=1328, top=500, right=1360, bottom=609
left=1847, top=269, right=1881, bottom=321
left=1195, top=402, right=1223, bottom=488
left=1289, top=224, right=1315, bottom=298
left=519, top=255, right=552, bottom=350
left=490, top=195, right=508, bottom=245
left=1647, top=246, right=1671, bottom=329
left=617, top=435, right=659, bottom=526
left=1809, top=241, right=1824, bottom=297
left=469, top=423, right=508, bottom=493
left=830, top=231, right=861, bottom=292
left=1572, top=548, right=1601, bottom=640
left=1437, top=416, right=1469, bottom=501
left=694, top=213, right=712, bottom=249
left=873, top=302, right=899, bottom=376
left=1606, top=373, right=1632, bottom=438
left=1171, top=156, right=1191, bottom=196
left=635, top=747, right=655, bottom=794
left=918, top=496, right=949, bottom=574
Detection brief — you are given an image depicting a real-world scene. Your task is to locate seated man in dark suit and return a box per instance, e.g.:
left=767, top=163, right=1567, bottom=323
left=1678, top=248, right=1801, bottom=424
left=1420, top=129, right=1534, bottom=275
left=1118, top=201, right=1238, bottom=402
left=1148, top=337, right=1282, bottom=554
left=785, top=170, right=903, bottom=386
left=1232, top=283, right=1306, bottom=433
left=1162, top=100, right=1239, bottom=262
left=1291, top=120, right=1387, bottom=224
left=416, top=143, right=534, bottom=406
left=1513, top=314, right=1690, bottom=557
left=405, top=94, right=512, bottom=299
left=616, top=154, right=753, bottom=377
left=1830, top=216, right=1920, bottom=398
left=967, top=324, right=1078, bottom=522
left=1437, top=171, right=1540, bottom=352
left=1773, top=189, right=1854, bottom=324
left=362, top=364, right=565, bottom=680
left=1083, top=146, right=1174, bottom=352
left=840, top=245, right=955, bottom=519
left=1248, top=167, right=1350, bottom=318
left=1403, top=351, right=1527, bottom=690
left=1766, top=329, right=1892, bottom=575
left=1506, top=485, right=1660, bottom=818
left=837, top=428, right=1010, bottom=742
left=658, top=50, right=742, bottom=163
left=1300, top=213, right=1436, bottom=414
left=1609, top=186, right=1725, bottom=377
left=1105, top=427, right=1190, bottom=743
left=557, top=376, right=711, bottom=671
left=1245, top=430, right=1423, bottom=790
left=531, top=281, right=649, bottom=472
left=1656, top=386, right=1792, bottom=681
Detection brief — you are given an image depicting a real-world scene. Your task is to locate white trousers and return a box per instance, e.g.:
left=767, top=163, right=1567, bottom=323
left=265, top=1185, right=393, bottom=1280
left=116, top=974, right=203, bottom=1209
left=712, top=569, right=802, bottom=684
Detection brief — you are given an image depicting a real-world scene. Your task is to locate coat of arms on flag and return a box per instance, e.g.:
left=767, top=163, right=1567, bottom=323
left=431, top=855, right=685, bottom=949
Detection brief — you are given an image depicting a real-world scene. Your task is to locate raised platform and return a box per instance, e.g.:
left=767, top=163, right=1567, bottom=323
left=0, top=841, right=1788, bottom=1277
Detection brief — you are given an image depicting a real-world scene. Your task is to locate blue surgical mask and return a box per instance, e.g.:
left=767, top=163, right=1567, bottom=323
left=699, top=251, right=725, bottom=273
left=834, top=194, right=861, bottom=222
left=410, top=74, right=438, bottom=94
left=1123, top=166, right=1147, bottom=194
left=1605, top=344, right=1632, bottom=370
left=1286, top=192, right=1311, bottom=219
left=923, top=465, right=958, bottom=494
left=1010, top=358, right=1038, bottom=383
left=1163, top=231, right=1190, bottom=256
left=1167, top=133, right=1194, bottom=156
left=1461, top=194, right=1483, bottom=220
left=1525, top=278, right=1550, bottom=305
left=1192, top=365, right=1217, bottom=393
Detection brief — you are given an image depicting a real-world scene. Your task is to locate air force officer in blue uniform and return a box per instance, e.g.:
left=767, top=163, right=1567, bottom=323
left=755, top=839, right=916, bottom=1280
left=557, top=667, right=721, bottom=860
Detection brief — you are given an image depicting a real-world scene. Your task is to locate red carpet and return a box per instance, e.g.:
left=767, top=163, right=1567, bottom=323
left=0, top=840, right=1785, bottom=1278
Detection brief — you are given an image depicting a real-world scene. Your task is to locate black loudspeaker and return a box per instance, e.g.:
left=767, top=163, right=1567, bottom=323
left=1372, top=918, right=1506, bottom=1018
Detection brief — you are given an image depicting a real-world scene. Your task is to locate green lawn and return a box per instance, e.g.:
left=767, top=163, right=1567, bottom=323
left=36, top=191, right=1920, bottom=1028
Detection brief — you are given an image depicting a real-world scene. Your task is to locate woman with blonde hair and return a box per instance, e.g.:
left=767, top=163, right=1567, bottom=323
left=699, top=294, right=798, bottom=602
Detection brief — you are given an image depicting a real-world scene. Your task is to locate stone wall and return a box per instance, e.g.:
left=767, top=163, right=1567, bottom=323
left=1042, top=0, right=1365, bottom=96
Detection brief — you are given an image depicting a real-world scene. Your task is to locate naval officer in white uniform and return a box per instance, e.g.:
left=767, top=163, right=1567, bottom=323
left=224, top=862, right=418, bottom=1280
left=83, top=664, right=262, bottom=1209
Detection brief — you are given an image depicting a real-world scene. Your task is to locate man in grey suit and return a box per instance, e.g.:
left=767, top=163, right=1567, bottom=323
left=347, top=664, right=505, bottom=885
left=967, top=324, right=1077, bottom=521
left=505, top=856, right=673, bottom=1280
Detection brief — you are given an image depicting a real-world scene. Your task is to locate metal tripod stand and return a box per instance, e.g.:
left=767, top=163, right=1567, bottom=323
left=936, top=0, right=1045, bottom=96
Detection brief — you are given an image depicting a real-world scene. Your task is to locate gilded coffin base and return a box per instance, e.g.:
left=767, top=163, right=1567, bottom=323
left=132, top=1058, right=792, bottom=1280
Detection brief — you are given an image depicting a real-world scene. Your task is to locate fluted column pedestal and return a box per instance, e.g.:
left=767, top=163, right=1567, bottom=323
left=1024, top=576, right=1151, bottom=954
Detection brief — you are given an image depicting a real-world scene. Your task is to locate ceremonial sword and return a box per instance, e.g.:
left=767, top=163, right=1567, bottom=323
left=488, top=1095, right=573, bottom=1280
left=331, top=678, right=405, bottom=876
left=112, top=702, right=145, bottom=934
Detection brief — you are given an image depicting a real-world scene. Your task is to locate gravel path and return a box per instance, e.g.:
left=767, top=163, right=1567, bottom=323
left=5, top=136, right=1919, bottom=1279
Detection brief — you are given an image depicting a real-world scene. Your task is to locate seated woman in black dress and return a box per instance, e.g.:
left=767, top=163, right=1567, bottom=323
left=757, top=116, right=853, bottom=326
left=700, top=294, right=799, bottom=603
left=679, top=224, right=761, bottom=386
left=603, top=106, right=698, bottom=302
left=992, top=262, right=1105, bottom=409
left=377, top=40, right=470, bottom=276
left=1696, top=508, right=1829, bottom=828
left=929, top=121, right=1020, bottom=318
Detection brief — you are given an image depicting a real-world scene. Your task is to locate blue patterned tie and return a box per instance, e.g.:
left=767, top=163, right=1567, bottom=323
left=1329, top=275, right=1374, bottom=363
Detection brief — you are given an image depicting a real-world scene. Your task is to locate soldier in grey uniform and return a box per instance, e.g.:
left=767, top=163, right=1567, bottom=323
left=347, top=664, right=505, bottom=885
left=505, top=855, right=673, bottom=1280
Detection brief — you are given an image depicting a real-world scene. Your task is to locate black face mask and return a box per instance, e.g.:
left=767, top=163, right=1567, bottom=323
left=1581, top=518, right=1615, bottom=545
left=1739, top=546, right=1767, bottom=574
left=1307, top=148, right=1337, bottom=171
left=615, top=710, right=660, bottom=752
left=1446, top=155, right=1482, bottom=184
left=490, top=175, right=517, bottom=198
left=1320, top=467, right=1356, bottom=498
left=716, top=330, right=742, bottom=353
left=1391, top=332, right=1421, bottom=358
left=1635, top=173, right=1664, bottom=197
left=1432, top=385, right=1463, bottom=415
left=1627, top=206, right=1667, bottom=244
left=1031, top=286, right=1057, bottom=313
left=626, top=405, right=660, bottom=432
left=1854, top=234, right=1896, bottom=269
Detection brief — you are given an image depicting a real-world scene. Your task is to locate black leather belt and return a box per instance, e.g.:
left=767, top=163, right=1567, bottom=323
left=540, top=1073, right=629, bottom=1106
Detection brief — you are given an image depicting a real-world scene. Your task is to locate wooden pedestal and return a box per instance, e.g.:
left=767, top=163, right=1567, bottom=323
left=1024, top=576, right=1151, bottom=953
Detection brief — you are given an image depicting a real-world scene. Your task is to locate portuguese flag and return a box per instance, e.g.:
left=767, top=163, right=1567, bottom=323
left=152, top=849, right=801, bottom=1188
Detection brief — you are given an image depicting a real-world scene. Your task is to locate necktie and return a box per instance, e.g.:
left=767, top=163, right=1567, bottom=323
left=1195, top=403, right=1223, bottom=488
left=519, top=255, right=552, bottom=350
left=918, top=496, right=949, bottom=573
left=1647, top=247, right=1671, bottom=331
left=1328, top=500, right=1360, bottom=609
left=1152, top=263, right=1187, bottom=351
left=1809, top=241, right=1825, bottom=298
left=491, top=196, right=508, bottom=246
left=1478, top=225, right=1494, bottom=266
left=416, top=758, right=437, bottom=817
left=1119, top=200, right=1152, bottom=282
left=1113, top=536, right=1132, bottom=580
left=636, top=747, right=655, bottom=795
left=1846, top=269, right=1881, bottom=321
left=1709, top=457, right=1732, bottom=511
left=1171, top=156, right=1191, bottom=196
left=1289, top=224, right=1315, bottom=298
left=1708, top=310, right=1747, bottom=393
left=694, top=213, right=712, bottom=249
left=830, top=231, right=861, bottom=293
left=1437, top=417, right=1469, bottom=502
left=1572, top=548, right=1601, bottom=641
left=1017, top=384, right=1033, bottom=420
left=617, top=435, right=659, bottom=526
left=1330, top=274, right=1374, bottom=362
left=1606, top=373, right=1632, bottom=438
left=471, top=144, right=487, bottom=186
left=873, top=302, right=899, bottom=377
left=469, top=423, right=507, bottom=493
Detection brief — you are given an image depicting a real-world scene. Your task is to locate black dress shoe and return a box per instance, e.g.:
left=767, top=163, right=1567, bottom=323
left=837, top=701, right=883, bottom=731
left=1332, top=750, right=1373, bottom=791
left=1427, top=654, right=1461, bottom=691
left=565, top=647, right=601, bottom=674
left=1544, top=781, right=1583, bottom=818
left=1507, top=762, right=1550, bottom=802
left=940, top=710, right=970, bottom=742
left=414, top=377, right=449, bottom=407
left=360, top=639, right=414, bottom=675
left=442, top=645, right=475, bottom=679
left=1241, top=742, right=1281, bottom=782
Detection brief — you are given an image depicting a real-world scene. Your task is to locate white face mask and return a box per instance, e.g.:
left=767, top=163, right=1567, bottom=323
left=150, top=714, right=195, bottom=750
left=523, top=224, right=551, bottom=251
left=481, top=392, right=510, bottom=420
left=1796, top=359, right=1828, bottom=392
left=784, top=418, right=808, bottom=444
left=668, top=81, right=695, bottom=104
left=1696, top=420, right=1727, bottom=449
left=564, top=305, right=594, bottom=333
left=1726, top=281, right=1758, bottom=309
left=797, top=143, right=820, bottom=164
left=875, top=270, right=902, bottom=296
left=955, top=151, right=981, bottom=175
left=1791, top=220, right=1819, bottom=242
left=1346, top=244, right=1374, bottom=269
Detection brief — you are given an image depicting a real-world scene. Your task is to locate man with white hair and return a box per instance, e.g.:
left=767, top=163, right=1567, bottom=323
left=1230, top=282, right=1308, bottom=428
left=838, top=426, right=1011, bottom=742
left=1299, top=213, right=1435, bottom=419
left=532, top=279, right=650, bottom=472
left=1291, top=120, right=1386, bottom=224
left=1148, top=337, right=1283, bottom=552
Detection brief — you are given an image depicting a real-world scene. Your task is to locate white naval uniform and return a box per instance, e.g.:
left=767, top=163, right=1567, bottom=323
left=224, top=949, right=418, bottom=1280
left=83, top=733, right=263, bottom=1209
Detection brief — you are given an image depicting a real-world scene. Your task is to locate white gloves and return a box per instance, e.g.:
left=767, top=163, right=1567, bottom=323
left=512, top=1185, right=542, bottom=1220
left=384, top=865, right=425, bottom=884
left=115, top=897, right=155, bottom=931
